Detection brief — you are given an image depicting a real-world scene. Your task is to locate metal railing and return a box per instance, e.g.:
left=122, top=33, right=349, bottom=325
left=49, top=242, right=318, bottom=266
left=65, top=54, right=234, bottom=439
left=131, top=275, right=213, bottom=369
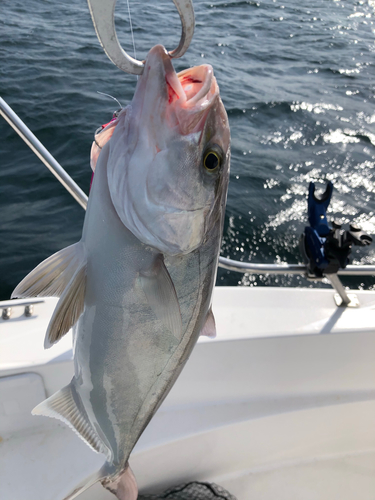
left=2, top=96, right=375, bottom=299
left=218, top=257, right=375, bottom=276
left=0, top=97, right=88, bottom=210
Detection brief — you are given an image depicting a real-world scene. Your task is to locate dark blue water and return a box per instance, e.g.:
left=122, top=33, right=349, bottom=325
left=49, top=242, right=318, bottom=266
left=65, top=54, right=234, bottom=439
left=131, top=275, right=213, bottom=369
left=1, top=0, right=375, bottom=300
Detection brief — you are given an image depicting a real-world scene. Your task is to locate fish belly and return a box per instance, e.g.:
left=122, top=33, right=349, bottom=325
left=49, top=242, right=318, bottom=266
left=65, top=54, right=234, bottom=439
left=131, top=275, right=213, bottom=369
left=71, top=143, right=207, bottom=470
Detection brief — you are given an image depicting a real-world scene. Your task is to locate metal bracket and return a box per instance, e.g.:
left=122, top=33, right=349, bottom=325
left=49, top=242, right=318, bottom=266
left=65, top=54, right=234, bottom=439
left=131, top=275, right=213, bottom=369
left=24, top=304, right=34, bottom=317
left=1, top=299, right=45, bottom=320
left=326, top=274, right=359, bottom=308
left=333, top=293, right=359, bottom=308
left=2, top=307, right=12, bottom=320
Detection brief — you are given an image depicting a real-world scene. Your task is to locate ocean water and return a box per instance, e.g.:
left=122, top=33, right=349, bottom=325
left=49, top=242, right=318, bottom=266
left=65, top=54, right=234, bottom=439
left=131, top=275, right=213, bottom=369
left=1, top=0, right=375, bottom=300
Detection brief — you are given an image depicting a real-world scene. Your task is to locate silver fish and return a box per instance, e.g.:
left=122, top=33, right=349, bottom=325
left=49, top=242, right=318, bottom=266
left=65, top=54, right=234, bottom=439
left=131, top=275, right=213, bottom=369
left=13, top=44, right=230, bottom=500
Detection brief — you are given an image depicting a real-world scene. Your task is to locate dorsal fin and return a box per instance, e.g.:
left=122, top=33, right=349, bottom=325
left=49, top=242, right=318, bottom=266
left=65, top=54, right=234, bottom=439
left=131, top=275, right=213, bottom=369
left=32, top=383, right=111, bottom=461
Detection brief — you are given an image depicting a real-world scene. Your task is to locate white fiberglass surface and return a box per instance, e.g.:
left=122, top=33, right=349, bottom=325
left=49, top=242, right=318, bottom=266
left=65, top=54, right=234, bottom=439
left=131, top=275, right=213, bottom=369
left=210, top=287, right=375, bottom=340
left=1, top=287, right=375, bottom=499
left=0, top=297, right=72, bottom=369
left=2, top=287, right=375, bottom=374
left=1, top=400, right=375, bottom=500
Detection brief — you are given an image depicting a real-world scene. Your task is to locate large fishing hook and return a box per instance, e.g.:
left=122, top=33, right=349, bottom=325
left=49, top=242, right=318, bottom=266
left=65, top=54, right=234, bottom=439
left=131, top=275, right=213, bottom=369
left=87, top=0, right=195, bottom=75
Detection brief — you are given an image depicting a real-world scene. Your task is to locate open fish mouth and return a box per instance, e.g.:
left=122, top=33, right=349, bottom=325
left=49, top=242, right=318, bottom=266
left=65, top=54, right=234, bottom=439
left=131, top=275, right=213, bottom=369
left=165, top=59, right=219, bottom=134
left=134, top=45, right=220, bottom=135
left=166, top=63, right=218, bottom=111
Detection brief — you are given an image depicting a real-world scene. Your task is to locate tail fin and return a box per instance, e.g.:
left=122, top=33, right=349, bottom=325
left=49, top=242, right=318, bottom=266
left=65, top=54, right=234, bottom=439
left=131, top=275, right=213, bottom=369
left=102, top=463, right=138, bottom=500
left=61, top=464, right=109, bottom=500
left=61, top=463, right=138, bottom=500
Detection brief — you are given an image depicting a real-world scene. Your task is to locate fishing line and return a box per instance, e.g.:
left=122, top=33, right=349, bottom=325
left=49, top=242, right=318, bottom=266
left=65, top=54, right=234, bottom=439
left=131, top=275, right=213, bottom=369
left=96, top=91, right=123, bottom=109
left=126, top=0, right=138, bottom=80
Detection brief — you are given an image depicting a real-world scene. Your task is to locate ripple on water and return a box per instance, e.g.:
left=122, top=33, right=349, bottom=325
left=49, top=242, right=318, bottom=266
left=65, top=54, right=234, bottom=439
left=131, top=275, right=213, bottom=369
left=1, top=0, right=375, bottom=296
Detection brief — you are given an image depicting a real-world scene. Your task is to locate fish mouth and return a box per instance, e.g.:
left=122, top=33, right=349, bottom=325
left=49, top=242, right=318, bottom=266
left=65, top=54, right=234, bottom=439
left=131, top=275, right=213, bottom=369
left=165, top=61, right=219, bottom=134
left=166, top=63, right=218, bottom=109
left=138, top=45, right=219, bottom=135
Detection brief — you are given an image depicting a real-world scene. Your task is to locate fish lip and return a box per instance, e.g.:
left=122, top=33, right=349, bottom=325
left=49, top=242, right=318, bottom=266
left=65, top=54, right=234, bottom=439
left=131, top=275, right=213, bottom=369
left=164, top=62, right=220, bottom=135
left=135, top=45, right=220, bottom=136
left=138, top=45, right=218, bottom=111
left=165, top=63, right=218, bottom=111
left=177, top=65, right=214, bottom=106
left=164, top=62, right=186, bottom=105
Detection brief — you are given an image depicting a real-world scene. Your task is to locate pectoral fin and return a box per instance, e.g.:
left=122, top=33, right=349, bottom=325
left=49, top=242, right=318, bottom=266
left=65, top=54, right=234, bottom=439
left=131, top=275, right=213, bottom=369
left=10, top=242, right=87, bottom=347
left=200, top=308, right=216, bottom=338
left=140, top=255, right=183, bottom=340
left=12, top=242, right=86, bottom=299
left=45, top=261, right=86, bottom=348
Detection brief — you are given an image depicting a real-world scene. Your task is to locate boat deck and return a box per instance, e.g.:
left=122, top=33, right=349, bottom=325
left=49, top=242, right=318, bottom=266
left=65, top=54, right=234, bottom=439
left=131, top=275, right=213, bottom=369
left=1, top=287, right=375, bottom=499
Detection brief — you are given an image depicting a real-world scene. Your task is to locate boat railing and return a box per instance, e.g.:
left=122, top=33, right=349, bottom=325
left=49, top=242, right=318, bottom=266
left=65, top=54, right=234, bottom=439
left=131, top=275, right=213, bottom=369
left=0, top=298, right=45, bottom=320
left=218, top=257, right=375, bottom=276
left=2, top=97, right=374, bottom=307
left=0, top=97, right=88, bottom=210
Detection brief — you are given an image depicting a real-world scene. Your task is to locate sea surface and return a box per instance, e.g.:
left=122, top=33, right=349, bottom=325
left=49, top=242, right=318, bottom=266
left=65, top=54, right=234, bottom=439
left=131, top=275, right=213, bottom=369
left=1, top=0, right=375, bottom=300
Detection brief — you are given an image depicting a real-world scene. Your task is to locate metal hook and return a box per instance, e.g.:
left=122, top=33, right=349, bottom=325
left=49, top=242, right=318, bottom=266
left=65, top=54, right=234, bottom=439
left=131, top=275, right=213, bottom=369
left=87, top=0, right=195, bottom=75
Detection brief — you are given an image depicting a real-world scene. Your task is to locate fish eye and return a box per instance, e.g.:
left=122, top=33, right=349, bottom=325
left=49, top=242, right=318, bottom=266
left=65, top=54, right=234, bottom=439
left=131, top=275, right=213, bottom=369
left=203, top=151, right=221, bottom=172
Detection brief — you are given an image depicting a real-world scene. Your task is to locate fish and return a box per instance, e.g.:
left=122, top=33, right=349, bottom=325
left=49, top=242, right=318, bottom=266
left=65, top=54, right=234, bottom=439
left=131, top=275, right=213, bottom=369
left=12, top=44, right=230, bottom=500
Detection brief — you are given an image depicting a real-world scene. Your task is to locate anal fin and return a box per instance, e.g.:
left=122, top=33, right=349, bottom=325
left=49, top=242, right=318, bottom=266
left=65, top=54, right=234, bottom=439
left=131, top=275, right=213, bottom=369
left=32, top=383, right=111, bottom=460
left=200, top=307, right=216, bottom=338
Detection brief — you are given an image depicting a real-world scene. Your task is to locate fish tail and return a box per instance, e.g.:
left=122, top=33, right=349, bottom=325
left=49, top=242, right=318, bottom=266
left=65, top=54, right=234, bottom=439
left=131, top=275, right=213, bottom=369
left=61, top=463, right=110, bottom=500
left=101, top=462, right=138, bottom=500
left=60, top=461, right=138, bottom=500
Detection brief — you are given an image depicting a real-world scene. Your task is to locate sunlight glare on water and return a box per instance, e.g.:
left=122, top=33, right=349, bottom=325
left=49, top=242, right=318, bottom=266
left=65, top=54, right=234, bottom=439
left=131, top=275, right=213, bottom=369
left=1, top=0, right=375, bottom=298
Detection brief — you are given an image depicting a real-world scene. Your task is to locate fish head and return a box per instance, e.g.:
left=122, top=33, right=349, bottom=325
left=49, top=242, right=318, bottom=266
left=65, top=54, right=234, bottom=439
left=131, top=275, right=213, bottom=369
left=107, top=44, right=230, bottom=255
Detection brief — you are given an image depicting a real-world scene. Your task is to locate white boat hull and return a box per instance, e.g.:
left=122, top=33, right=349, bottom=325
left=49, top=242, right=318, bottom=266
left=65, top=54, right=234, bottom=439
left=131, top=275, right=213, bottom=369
left=1, top=286, right=375, bottom=499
